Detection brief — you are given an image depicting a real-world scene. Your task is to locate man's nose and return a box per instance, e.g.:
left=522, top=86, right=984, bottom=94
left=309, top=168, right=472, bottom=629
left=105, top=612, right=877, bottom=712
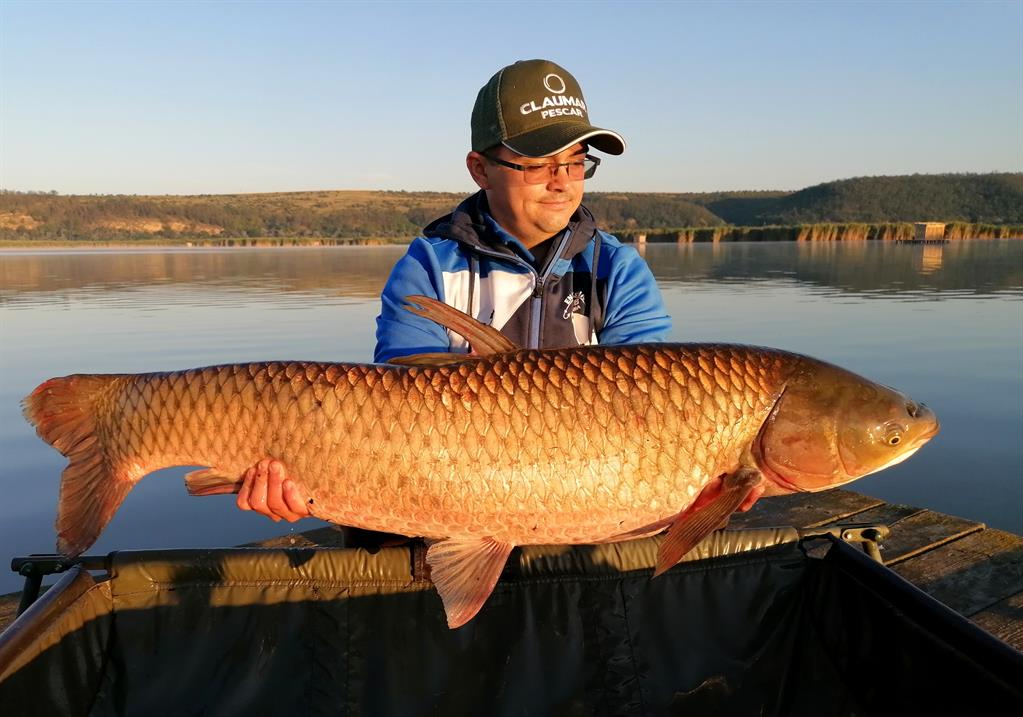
left=546, top=165, right=572, bottom=189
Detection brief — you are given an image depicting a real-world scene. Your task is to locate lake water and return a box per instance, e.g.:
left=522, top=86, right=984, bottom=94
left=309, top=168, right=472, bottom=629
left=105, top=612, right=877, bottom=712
left=1, top=241, right=1021, bottom=594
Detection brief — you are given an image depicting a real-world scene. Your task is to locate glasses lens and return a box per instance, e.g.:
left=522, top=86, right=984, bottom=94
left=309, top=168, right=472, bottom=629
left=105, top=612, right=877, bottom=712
left=565, top=161, right=586, bottom=181
left=521, top=160, right=592, bottom=184
left=523, top=165, right=551, bottom=184
left=583, top=158, right=597, bottom=180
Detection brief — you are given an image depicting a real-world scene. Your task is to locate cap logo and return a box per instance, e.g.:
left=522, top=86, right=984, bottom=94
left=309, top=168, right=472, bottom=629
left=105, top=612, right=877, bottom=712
left=519, top=70, right=587, bottom=120
left=543, top=73, right=566, bottom=94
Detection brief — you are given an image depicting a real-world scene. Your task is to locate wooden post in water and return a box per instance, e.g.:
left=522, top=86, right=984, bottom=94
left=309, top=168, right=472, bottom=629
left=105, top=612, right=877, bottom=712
left=913, top=222, right=946, bottom=242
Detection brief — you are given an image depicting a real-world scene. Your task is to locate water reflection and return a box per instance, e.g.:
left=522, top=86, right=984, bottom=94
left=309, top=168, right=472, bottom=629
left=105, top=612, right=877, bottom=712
left=0, top=247, right=403, bottom=307
left=918, top=244, right=944, bottom=275
left=0, top=241, right=1020, bottom=595
left=2, top=242, right=1021, bottom=307
left=642, top=240, right=1023, bottom=298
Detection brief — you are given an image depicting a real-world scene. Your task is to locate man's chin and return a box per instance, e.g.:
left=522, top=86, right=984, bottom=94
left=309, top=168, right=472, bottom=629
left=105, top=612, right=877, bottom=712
left=535, top=206, right=577, bottom=232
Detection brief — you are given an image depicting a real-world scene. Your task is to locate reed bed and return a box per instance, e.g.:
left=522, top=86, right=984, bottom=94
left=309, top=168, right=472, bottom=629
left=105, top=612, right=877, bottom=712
left=619, top=223, right=1023, bottom=243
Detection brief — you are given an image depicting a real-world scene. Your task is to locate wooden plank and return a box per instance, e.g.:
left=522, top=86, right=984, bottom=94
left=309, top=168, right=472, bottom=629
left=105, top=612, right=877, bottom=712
left=729, top=489, right=883, bottom=530
left=969, top=590, right=1023, bottom=652
left=810, top=503, right=983, bottom=565
left=0, top=585, right=52, bottom=636
left=891, top=528, right=1023, bottom=617
left=878, top=510, right=985, bottom=565
left=0, top=593, right=19, bottom=635
left=814, top=502, right=920, bottom=532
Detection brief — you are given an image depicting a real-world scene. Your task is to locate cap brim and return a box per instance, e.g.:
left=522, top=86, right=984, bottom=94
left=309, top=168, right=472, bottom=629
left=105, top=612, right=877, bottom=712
left=503, top=122, right=626, bottom=157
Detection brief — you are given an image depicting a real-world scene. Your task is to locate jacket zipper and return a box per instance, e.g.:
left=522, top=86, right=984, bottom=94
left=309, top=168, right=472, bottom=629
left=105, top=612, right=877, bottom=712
left=527, top=230, right=572, bottom=349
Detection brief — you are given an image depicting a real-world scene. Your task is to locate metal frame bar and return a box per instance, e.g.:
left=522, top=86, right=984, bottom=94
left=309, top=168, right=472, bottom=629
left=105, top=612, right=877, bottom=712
left=10, top=554, right=109, bottom=616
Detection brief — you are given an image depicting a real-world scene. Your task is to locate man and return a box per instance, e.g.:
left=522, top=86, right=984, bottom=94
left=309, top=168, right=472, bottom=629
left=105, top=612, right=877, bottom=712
left=237, top=59, right=671, bottom=523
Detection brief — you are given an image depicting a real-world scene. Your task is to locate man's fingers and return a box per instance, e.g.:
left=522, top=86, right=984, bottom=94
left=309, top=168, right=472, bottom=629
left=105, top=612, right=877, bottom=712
left=247, top=459, right=277, bottom=522
left=236, top=466, right=255, bottom=511
left=266, top=461, right=303, bottom=522
left=282, top=480, right=312, bottom=518
left=237, top=458, right=308, bottom=524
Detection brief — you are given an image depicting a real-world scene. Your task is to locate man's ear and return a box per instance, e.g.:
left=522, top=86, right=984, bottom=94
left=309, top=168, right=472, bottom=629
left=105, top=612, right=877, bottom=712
left=466, top=152, right=491, bottom=190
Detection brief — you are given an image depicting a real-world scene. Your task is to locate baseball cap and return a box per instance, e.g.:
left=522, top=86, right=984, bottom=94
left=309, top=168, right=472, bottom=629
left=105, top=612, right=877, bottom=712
left=471, top=59, right=626, bottom=158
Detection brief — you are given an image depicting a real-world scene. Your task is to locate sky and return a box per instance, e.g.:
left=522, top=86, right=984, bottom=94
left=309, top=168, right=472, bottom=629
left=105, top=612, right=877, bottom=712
left=1, top=0, right=1021, bottom=195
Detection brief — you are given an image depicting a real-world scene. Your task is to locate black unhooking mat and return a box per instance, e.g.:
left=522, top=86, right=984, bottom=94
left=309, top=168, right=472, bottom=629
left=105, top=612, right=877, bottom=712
left=1, top=531, right=1020, bottom=716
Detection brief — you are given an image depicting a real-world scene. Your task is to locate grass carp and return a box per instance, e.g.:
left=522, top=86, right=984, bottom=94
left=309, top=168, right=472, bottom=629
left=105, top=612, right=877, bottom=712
left=23, top=296, right=939, bottom=628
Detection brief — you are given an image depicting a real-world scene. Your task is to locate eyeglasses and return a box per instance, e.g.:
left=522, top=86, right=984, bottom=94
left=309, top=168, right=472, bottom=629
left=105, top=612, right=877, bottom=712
left=483, top=153, right=600, bottom=184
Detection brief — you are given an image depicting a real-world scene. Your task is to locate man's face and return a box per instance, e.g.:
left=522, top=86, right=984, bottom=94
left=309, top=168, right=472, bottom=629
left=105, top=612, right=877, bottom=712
left=466, top=143, right=587, bottom=248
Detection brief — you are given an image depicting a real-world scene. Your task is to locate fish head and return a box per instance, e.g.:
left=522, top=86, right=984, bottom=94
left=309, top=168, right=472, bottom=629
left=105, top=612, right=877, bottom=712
left=754, top=360, right=940, bottom=494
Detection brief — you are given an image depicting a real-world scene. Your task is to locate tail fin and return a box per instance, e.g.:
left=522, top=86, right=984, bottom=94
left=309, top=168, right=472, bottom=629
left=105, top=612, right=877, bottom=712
left=23, top=375, right=134, bottom=556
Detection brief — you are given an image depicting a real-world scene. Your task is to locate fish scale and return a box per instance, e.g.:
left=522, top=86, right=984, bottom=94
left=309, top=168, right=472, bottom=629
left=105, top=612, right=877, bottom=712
left=47, top=345, right=784, bottom=548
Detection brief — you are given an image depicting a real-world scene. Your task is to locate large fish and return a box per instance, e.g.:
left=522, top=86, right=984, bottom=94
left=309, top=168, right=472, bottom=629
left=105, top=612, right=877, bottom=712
left=23, top=296, right=939, bottom=628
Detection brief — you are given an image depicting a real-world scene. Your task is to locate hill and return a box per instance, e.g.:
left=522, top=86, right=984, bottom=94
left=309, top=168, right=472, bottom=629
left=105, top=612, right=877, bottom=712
left=1, top=173, right=1020, bottom=241
left=693, top=173, right=1023, bottom=225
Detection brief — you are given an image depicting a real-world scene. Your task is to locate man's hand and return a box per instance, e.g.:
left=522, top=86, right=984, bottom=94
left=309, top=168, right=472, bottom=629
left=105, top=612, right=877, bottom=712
left=237, top=458, right=311, bottom=523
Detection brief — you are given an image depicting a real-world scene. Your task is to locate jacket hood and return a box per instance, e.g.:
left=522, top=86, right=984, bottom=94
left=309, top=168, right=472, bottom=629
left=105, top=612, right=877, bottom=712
left=422, top=190, right=598, bottom=261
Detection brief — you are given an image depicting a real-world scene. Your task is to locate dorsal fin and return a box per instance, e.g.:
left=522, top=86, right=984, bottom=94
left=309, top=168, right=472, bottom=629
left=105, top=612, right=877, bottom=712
left=388, top=352, right=484, bottom=367
left=404, top=294, right=519, bottom=356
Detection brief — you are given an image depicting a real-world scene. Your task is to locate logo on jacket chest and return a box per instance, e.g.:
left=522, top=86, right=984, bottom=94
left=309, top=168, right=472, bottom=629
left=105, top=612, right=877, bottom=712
left=563, top=291, right=586, bottom=319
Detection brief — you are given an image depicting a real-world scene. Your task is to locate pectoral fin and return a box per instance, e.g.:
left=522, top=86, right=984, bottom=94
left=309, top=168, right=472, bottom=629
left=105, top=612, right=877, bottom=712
left=404, top=294, right=519, bottom=355
left=426, top=536, right=514, bottom=629
left=653, top=469, right=762, bottom=577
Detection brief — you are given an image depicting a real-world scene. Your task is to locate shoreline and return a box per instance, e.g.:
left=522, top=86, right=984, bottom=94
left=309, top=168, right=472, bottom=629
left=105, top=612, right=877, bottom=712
left=2, top=235, right=1021, bottom=250
left=0, top=237, right=404, bottom=250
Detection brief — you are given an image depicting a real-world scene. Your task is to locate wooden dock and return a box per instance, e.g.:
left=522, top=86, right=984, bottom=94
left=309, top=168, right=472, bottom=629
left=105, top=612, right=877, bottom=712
left=3, top=489, right=1022, bottom=651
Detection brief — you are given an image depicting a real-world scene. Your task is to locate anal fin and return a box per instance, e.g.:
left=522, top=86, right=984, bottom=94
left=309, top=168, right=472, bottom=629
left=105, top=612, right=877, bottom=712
left=184, top=467, right=242, bottom=496
left=426, top=536, right=514, bottom=629
left=654, top=469, right=762, bottom=577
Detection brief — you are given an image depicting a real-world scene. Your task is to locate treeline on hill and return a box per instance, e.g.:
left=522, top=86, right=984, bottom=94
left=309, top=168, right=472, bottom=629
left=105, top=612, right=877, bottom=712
left=0, top=191, right=458, bottom=240
left=1, top=173, right=1020, bottom=241
left=711, top=173, right=1023, bottom=226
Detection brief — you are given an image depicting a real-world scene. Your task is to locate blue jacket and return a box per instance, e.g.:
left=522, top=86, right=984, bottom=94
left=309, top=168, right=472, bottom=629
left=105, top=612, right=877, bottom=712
left=374, top=191, right=671, bottom=362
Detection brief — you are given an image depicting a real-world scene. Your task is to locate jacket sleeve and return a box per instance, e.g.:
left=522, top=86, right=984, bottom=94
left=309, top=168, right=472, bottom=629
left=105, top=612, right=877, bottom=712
left=374, top=238, right=452, bottom=363
left=597, top=242, right=673, bottom=345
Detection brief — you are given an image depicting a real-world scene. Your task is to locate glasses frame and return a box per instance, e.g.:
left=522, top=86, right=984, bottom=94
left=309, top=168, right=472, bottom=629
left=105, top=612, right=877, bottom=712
left=482, top=153, right=601, bottom=183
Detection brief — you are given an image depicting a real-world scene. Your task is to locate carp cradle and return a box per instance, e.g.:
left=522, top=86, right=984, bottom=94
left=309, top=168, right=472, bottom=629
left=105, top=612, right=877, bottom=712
left=1, top=529, right=1021, bottom=716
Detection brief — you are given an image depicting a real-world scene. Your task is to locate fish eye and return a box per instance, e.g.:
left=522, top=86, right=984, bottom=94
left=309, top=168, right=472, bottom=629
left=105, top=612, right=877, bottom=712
left=882, top=420, right=905, bottom=447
